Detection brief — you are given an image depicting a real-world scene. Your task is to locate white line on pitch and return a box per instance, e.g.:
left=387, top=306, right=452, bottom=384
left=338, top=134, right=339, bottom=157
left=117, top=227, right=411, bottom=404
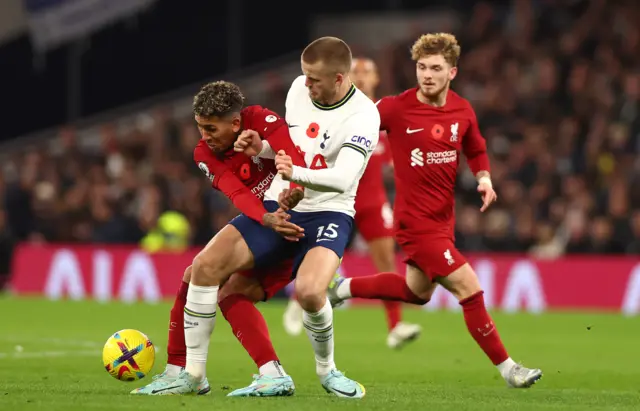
left=0, top=350, right=101, bottom=359
left=0, top=337, right=103, bottom=348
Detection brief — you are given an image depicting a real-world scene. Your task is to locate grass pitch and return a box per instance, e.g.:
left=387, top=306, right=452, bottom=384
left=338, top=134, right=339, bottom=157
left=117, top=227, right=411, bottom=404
left=1, top=297, right=639, bottom=410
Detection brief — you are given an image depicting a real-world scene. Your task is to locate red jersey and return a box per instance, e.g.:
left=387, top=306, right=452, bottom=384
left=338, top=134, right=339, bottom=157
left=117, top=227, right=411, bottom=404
left=355, top=132, right=392, bottom=209
left=193, top=105, right=304, bottom=223
left=376, top=89, right=490, bottom=238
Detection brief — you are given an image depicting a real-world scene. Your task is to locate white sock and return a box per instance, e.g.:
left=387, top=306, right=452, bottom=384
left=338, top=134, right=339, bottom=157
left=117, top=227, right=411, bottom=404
left=336, top=278, right=352, bottom=299
left=497, top=357, right=517, bottom=379
left=303, top=299, right=336, bottom=378
left=165, top=363, right=182, bottom=378
left=184, top=283, right=219, bottom=380
left=258, top=360, right=288, bottom=378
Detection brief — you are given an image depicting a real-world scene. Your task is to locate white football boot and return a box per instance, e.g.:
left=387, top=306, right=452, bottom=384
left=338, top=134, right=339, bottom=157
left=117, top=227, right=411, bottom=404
left=283, top=298, right=304, bottom=336
left=386, top=322, right=422, bottom=349
left=504, top=363, right=543, bottom=388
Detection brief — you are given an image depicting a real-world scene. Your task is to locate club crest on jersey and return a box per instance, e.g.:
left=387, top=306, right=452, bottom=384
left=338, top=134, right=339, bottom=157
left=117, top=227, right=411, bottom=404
left=450, top=122, right=459, bottom=142
left=251, top=156, right=264, bottom=171
left=320, top=131, right=331, bottom=149
left=265, top=115, right=277, bottom=123
left=198, top=162, right=214, bottom=182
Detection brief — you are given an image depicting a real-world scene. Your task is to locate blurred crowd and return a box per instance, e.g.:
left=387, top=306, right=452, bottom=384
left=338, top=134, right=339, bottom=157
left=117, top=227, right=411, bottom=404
left=386, top=0, right=640, bottom=257
left=1, top=0, right=639, bottom=288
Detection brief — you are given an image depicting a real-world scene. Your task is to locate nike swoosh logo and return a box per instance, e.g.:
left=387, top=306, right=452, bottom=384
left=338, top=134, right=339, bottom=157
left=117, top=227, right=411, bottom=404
left=330, top=387, right=357, bottom=397
left=151, top=386, right=182, bottom=394
left=406, top=127, right=424, bottom=134
left=288, top=124, right=299, bottom=128
left=184, top=326, right=195, bottom=329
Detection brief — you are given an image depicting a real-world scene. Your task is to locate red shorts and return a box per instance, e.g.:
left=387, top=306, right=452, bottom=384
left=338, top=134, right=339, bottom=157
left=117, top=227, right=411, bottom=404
left=354, top=202, right=394, bottom=241
left=238, top=259, right=293, bottom=301
left=395, top=233, right=467, bottom=280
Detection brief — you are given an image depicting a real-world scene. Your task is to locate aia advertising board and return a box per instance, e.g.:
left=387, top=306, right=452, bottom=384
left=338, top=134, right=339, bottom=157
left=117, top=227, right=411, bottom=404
left=9, top=244, right=640, bottom=315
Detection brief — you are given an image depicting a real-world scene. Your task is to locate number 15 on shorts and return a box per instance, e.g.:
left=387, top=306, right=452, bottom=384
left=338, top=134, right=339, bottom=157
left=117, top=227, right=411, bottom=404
left=317, top=223, right=339, bottom=242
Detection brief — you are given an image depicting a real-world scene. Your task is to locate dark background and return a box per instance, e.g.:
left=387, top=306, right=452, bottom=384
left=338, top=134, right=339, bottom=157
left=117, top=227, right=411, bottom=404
left=0, top=0, right=473, bottom=140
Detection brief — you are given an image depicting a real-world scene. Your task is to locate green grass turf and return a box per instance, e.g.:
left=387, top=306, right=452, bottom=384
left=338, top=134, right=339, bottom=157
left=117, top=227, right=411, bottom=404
left=0, top=297, right=639, bottom=410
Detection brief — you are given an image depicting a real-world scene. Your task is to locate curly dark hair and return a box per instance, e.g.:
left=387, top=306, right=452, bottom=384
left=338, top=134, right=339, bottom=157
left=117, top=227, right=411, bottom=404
left=193, top=81, right=245, bottom=118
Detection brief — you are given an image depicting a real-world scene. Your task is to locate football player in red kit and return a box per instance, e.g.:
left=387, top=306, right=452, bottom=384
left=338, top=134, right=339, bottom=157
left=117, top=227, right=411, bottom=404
left=132, top=81, right=306, bottom=397
left=283, top=58, right=422, bottom=349
left=326, top=34, right=543, bottom=388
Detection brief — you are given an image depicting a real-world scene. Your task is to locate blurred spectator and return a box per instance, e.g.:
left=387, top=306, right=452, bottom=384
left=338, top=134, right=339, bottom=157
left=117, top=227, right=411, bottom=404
left=0, top=208, right=13, bottom=290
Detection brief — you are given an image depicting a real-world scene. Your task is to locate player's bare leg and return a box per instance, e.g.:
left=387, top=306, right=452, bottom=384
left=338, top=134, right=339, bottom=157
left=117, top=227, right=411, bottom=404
left=437, top=264, right=542, bottom=388
left=367, top=237, right=422, bottom=349
left=184, top=224, right=255, bottom=378
left=142, top=225, right=254, bottom=395
left=131, top=265, right=211, bottom=395
left=295, top=247, right=366, bottom=399
left=133, top=259, right=295, bottom=396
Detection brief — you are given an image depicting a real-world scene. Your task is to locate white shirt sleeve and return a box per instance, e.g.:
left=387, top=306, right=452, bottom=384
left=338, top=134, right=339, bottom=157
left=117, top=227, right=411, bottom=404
left=289, top=111, right=380, bottom=193
left=290, top=148, right=366, bottom=192
left=258, top=140, right=276, bottom=159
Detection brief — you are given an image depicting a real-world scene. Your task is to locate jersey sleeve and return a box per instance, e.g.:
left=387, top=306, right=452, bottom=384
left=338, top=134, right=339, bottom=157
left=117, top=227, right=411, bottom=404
left=193, top=147, right=266, bottom=224
left=375, top=96, right=395, bottom=132
left=243, top=106, right=287, bottom=139
left=290, top=110, right=381, bottom=193
left=462, top=107, right=491, bottom=175
left=243, top=105, right=305, bottom=190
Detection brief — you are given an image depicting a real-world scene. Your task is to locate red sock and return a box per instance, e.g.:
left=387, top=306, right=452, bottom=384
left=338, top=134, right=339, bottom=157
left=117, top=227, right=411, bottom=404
left=167, top=281, right=188, bottom=367
left=382, top=301, right=402, bottom=331
left=219, top=293, right=279, bottom=369
left=350, top=272, right=428, bottom=305
left=460, top=291, right=509, bottom=365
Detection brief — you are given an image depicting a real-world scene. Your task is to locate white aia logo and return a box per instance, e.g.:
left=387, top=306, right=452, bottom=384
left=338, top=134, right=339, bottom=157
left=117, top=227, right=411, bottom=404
left=410, top=148, right=424, bottom=167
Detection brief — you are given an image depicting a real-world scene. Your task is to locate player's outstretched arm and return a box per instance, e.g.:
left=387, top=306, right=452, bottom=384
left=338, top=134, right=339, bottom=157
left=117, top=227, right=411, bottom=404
left=213, top=169, right=305, bottom=239
left=462, top=109, right=497, bottom=212
left=233, top=106, right=306, bottom=170
left=282, top=112, right=379, bottom=193
left=234, top=129, right=266, bottom=157
left=276, top=147, right=368, bottom=193
left=194, top=150, right=304, bottom=238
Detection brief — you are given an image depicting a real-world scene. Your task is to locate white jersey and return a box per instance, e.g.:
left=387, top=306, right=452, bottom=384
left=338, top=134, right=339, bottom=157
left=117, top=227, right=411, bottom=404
left=264, top=75, right=380, bottom=217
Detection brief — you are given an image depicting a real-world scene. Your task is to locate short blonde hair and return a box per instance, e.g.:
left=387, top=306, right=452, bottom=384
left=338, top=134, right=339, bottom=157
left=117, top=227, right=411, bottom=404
left=411, top=33, right=461, bottom=66
left=302, top=36, right=352, bottom=74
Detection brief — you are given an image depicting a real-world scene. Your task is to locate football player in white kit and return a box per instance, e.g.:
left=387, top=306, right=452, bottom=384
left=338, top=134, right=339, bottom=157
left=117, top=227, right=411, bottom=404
left=157, top=37, right=379, bottom=399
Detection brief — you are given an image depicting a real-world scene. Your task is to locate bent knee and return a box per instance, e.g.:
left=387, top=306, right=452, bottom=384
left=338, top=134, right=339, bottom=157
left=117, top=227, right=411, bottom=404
left=410, top=290, right=432, bottom=305
left=405, top=283, right=432, bottom=305
left=438, top=263, right=483, bottom=301
left=294, top=282, right=326, bottom=311
left=192, top=252, right=227, bottom=284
